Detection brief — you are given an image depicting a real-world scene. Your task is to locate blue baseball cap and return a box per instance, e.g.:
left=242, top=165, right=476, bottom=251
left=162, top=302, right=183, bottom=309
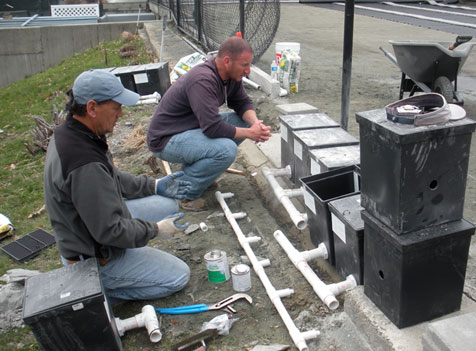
left=73, top=69, right=139, bottom=106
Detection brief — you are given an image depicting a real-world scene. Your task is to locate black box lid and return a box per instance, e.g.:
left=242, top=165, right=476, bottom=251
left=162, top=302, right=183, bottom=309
left=23, top=259, right=103, bottom=319
left=356, top=109, right=476, bottom=145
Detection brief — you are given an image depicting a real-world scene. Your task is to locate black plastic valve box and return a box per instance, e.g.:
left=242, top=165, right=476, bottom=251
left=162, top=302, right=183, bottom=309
left=309, top=144, right=360, bottom=175
left=328, top=194, right=365, bottom=284
left=356, top=108, right=476, bottom=234
left=293, top=127, right=359, bottom=185
left=362, top=211, right=475, bottom=328
left=110, top=62, right=170, bottom=96
left=279, top=113, right=339, bottom=184
left=22, top=259, right=122, bottom=351
left=300, top=165, right=361, bottom=265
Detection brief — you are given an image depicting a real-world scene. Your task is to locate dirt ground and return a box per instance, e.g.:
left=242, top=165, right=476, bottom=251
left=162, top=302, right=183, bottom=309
left=107, top=4, right=476, bottom=351
left=108, top=102, right=352, bottom=351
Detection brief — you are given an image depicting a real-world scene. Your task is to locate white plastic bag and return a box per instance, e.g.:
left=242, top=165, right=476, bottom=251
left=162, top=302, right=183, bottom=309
left=201, top=313, right=239, bottom=335
left=170, top=52, right=206, bottom=83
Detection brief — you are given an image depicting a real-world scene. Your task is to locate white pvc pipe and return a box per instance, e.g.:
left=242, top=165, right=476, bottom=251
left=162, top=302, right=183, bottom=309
left=301, top=243, right=328, bottom=262
left=273, top=230, right=357, bottom=311
left=273, top=230, right=339, bottom=310
left=115, top=305, right=162, bottom=343
left=243, top=77, right=261, bottom=90
left=215, top=191, right=319, bottom=351
left=327, top=275, right=358, bottom=297
left=262, top=166, right=307, bottom=230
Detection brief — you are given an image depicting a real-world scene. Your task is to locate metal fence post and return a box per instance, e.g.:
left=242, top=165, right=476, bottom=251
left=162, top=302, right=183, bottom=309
left=195, top=0, right=202, bottom=43
left=240, top=0, right=245, bottom=38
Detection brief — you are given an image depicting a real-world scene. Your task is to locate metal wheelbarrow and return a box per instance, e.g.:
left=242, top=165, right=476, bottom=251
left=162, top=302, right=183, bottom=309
left=380, top=36, right=475, bottom=105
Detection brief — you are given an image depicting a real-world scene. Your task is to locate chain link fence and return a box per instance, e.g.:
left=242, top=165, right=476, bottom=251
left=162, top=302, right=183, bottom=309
left=150, top=0, right=280, bottom=62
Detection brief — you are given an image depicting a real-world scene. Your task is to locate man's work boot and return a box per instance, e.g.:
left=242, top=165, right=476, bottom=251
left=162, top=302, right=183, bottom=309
left=179, top=198, right=208, bottom=212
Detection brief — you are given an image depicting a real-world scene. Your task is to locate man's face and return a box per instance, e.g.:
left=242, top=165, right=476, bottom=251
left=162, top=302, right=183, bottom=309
left=227, top=51, right=253, bottom=82
left=92, top=100, right=123, bottom=135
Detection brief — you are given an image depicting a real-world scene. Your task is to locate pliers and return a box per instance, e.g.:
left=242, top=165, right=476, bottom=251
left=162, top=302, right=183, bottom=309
left=155, top=293, right=252, bottom=315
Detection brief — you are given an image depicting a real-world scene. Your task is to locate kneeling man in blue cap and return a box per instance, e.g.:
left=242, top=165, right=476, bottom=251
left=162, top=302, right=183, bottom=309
left=44, top=69, right=191, bottom=303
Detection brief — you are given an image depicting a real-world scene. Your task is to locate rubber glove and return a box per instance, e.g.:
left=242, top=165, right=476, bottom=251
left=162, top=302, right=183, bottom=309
left=156, top=213, right=189, bottom=237
left=156, top=171, right=191, bottom=200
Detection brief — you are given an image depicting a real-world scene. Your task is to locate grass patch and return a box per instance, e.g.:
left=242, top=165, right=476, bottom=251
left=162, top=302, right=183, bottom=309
left=0, top=34, right=155, bottom=346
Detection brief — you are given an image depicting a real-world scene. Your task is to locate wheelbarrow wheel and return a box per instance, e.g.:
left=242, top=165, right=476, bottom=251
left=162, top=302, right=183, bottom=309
left=434, top=76, right=454, bottom=102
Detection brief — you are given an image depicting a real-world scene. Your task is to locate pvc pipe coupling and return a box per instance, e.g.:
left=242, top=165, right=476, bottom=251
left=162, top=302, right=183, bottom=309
left=115, top=305, right=162, bottom=343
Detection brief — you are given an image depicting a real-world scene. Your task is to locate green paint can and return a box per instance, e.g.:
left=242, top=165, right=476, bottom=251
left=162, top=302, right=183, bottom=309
left=204, top=250, right=230, bottom=283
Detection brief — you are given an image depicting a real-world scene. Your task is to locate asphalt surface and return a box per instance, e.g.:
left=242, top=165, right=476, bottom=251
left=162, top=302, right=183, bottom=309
left=313, top=1, right=476, bottom=37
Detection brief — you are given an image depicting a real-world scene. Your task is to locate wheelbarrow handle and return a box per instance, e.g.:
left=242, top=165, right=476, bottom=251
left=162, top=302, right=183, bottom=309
left=379, top=46, right=398, bottom=66
left=450, top=36, right=473, bottom=50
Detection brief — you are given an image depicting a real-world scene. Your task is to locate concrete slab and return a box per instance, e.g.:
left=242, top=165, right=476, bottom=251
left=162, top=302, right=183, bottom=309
left=421, top=312, right=476, bottom=351
left=275, top=102, right=319, bottom=115
left=256, top=133, right=281, bottom=168
left=344, top=286, right=476, bottom=351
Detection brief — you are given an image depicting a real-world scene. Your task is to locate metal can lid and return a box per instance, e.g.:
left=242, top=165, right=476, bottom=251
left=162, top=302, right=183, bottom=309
left=205, top=250, right=224, bottom=260
left=232, top=264, right=250, bottom=275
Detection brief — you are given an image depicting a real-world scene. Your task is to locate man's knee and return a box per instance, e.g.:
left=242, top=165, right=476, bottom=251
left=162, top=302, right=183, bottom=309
left=217, top=139, right=238, bottom=165
left=174, top=264, right=191, bottom=291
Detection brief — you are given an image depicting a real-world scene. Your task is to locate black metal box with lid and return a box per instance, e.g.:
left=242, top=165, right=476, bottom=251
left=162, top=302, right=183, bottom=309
left=293, top=127, right=359, bottom=184
left=356, top=108, right=476, bottom=234
left=309, top=144, right=360, bottom=175
left=110, top=62, right=170, bottom=96
left=22, top=259, right=122, bottom=351
left=328, top=194, right=365, bottom=284
left=300, top=165, right=361, bottom=265
left=279, top=113, right=339, bottom=184
left=362, top=211, right=475, bottom=329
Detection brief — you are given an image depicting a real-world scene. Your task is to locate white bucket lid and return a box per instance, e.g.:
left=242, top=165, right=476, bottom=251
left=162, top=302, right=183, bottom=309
left=276, top=42, right=300, bottom=53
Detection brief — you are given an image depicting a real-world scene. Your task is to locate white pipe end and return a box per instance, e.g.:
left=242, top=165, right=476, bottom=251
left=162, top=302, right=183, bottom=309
left=233, top=212, right=247, bottom=219
left=301, top=329, right=320, bottom=341
left=324, top=295, right=339, bottom=310
left=259, top=258, right=271, bottom=267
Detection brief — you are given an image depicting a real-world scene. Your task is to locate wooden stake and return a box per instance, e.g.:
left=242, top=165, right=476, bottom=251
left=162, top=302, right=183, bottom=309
left=162, top=160, right=172, bottom=175
left=225, top=168, right=244, bottom=175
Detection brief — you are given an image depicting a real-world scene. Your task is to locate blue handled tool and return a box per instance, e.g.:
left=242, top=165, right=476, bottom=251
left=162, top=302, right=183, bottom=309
left=155, top=293, right=252, bottom=315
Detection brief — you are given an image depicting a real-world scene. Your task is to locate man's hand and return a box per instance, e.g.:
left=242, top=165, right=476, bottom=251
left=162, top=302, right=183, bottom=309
left=248, top=120, right=271, bottom=143
left=156, top=171, right=191, bottom=200
left=157, top=213, right=189, bottom=237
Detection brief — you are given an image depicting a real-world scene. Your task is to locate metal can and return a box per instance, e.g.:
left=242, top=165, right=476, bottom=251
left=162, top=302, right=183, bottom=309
left=204, top=250, right=230, bottom=283
left=231, top=264, right=251, bottom=292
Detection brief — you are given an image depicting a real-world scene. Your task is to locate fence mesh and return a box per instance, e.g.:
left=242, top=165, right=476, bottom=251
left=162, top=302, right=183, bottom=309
left=152, top=0, right=280, bottom=62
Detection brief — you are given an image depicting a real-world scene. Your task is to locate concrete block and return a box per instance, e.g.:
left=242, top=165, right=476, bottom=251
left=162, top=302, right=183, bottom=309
left=256, top=133, right=281, bottom=168
left=275, top=103, right=319, bottom=115
left=248, top=65, right=280, bottom=98
left=421, top=312, right=476, bottom=351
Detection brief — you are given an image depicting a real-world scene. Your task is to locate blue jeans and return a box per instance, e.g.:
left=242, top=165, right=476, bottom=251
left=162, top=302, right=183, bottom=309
left=62, top=194, right=190, bottom=302
left=154, top=112, right=249, bottom=199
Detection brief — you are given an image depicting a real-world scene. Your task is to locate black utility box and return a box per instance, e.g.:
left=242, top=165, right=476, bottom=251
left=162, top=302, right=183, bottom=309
left=23, top=259, right=122, bottom=351
left=301, top=165, right=361, bottom=265
left=309, top=144, right=360, bottom=175
left=294, top=127, right=359, bottom=184
left=110, top=62, right=170, bottom=96
left=356, top=108, right=476, bottom=234
left=328, top=194, right=365, bottom=284
left=279, top=113, right=339, bottom=183
left=362, top=211, right=475, bottom=328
